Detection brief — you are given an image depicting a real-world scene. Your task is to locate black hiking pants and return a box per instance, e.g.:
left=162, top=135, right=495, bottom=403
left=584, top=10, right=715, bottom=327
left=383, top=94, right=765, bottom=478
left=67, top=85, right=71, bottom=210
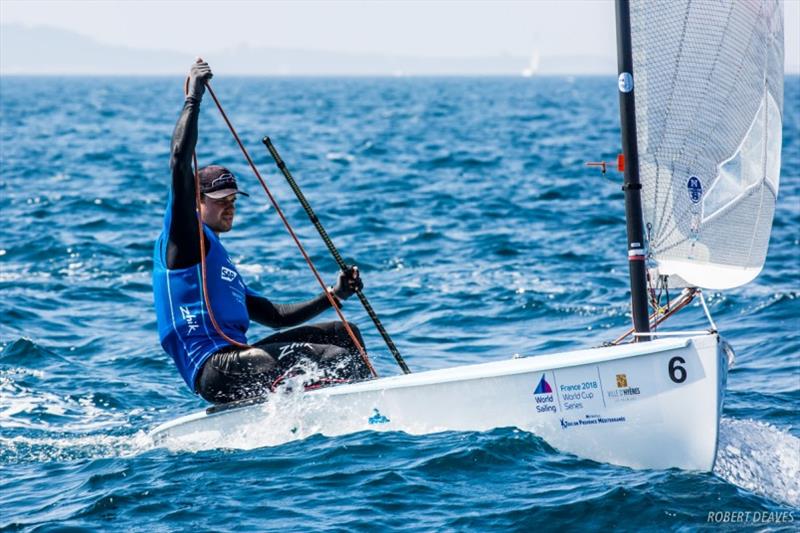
left=196, top=321, right=371, bottom=404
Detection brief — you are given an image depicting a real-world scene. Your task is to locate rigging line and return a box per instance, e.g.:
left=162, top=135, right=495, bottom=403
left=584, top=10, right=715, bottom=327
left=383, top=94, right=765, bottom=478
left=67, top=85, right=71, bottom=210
left=204, top=82, right=378, bottom=379
left=609, top=287, right=698, bottom=345
left=697, top=290, right=718, bottom=331
left=263, top=137, right=410, bottom=374
left=184, top=72, right=249, bottom=350
left=192, top=152, right=249, bottom=349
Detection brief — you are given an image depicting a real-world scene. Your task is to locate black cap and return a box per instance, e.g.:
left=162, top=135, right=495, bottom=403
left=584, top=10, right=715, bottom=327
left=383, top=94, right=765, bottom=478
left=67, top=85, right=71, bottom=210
left=199, top=165, right=249, bottom=199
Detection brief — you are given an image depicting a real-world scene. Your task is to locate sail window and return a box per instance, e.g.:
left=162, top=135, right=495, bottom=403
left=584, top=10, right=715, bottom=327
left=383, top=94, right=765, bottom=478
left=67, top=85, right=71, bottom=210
left=703, top=91, right=782, bottom=223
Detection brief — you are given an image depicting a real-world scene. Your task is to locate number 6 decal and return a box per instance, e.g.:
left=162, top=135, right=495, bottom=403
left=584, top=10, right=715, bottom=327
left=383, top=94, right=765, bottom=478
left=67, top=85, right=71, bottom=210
left=668, top=356, right=687, bottom=383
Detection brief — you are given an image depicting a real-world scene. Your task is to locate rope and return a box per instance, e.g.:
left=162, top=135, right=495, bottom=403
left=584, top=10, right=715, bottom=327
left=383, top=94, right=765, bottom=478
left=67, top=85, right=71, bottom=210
left=609, top=287, right=698, bottom=345
left=184, top=74, right=249, bottom=350
left=192, top=152, right=250, bottom=349
left=203, top=82, right=378, bottom=379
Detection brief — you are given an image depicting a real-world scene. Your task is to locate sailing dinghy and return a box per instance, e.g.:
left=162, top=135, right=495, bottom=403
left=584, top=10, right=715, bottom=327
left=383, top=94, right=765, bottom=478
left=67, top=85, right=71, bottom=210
left=149, top=0, right=784, bottom=471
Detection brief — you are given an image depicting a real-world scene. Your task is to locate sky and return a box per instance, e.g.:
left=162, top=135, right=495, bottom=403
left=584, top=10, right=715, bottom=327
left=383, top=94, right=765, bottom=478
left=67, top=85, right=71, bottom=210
left=1, top=0, right=798, bottom=71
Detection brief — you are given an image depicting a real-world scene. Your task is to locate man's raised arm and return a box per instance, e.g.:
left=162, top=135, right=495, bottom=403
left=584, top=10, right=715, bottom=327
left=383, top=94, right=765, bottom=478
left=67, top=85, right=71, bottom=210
left=166, top=60, right=213, bottom=270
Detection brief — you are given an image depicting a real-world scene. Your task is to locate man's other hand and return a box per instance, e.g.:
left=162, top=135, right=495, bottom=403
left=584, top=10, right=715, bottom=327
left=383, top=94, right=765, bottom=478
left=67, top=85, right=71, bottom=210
left=333, top=266, right=363, bottom=301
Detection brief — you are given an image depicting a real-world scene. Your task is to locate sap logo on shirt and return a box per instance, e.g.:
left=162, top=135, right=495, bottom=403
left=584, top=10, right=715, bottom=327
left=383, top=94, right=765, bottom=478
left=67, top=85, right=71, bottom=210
left=220, top=267, right=237, bottom=282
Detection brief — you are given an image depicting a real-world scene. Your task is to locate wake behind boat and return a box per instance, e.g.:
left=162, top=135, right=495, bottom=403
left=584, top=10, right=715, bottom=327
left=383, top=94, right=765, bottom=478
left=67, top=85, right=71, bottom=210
left=148, top=0, right=784, bottom=472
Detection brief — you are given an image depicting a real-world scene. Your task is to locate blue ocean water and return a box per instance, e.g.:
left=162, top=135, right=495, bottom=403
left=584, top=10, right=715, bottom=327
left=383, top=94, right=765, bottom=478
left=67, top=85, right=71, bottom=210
left=1, top=75, right=798, bottom=531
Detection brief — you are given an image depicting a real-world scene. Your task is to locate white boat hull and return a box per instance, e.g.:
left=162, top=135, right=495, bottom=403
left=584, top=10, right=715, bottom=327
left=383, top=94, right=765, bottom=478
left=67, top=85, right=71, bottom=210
left=149, top=333, right=727, bottom=471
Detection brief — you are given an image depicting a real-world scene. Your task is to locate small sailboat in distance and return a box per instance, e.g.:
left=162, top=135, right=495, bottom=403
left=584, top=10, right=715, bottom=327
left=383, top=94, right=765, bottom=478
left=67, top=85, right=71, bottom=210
left=149, top=0, right=784, bottom=471
left=521, top=49, right=540, bottom=78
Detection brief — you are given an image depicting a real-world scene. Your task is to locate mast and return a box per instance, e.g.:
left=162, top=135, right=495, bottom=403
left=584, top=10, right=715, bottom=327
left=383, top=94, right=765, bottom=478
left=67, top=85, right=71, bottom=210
left=615, top=0, right=651, bottom=341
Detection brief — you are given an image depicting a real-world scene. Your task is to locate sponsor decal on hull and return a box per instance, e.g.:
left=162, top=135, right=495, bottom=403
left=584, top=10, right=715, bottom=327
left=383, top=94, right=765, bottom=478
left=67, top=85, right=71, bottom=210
left=553, top=365, right=607, bottom=412
left=560, top=414, right=627, bottom=430
left=533, top=362, right=652, bottom=416
left=606, top=372, right=642, bottom=402
left=368, top=408, right=390, bottom=425
left=532, top=373, right=558, bottom=414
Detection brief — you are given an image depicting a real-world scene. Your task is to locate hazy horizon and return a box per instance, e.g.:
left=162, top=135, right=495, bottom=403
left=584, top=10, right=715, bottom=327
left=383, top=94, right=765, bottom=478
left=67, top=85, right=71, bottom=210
left=1, top=0, right=798, bottom=75
left=0, top=22, right=616, bottom=76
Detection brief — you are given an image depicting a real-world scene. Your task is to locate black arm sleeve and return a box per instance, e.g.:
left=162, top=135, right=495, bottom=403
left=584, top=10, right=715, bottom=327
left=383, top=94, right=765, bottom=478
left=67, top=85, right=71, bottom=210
left=246, top=292, right=337, bottom=329
left=166, top=96, right=207, bottom=270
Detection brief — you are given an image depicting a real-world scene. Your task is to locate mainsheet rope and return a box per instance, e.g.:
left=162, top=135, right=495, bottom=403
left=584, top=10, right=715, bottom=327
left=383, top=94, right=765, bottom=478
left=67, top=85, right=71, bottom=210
left=185, top=75, right=378, bottom=379
left=191, top=151, right=250, bottom=349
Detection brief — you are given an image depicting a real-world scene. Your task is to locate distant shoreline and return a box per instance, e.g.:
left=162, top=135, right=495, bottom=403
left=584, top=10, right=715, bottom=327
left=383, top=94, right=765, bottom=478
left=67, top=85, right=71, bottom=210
left=3, top=73, right=799, bottom=78
left=0, top=73, right=624, bottom=78
left=3, top=23, right=797, bottom=77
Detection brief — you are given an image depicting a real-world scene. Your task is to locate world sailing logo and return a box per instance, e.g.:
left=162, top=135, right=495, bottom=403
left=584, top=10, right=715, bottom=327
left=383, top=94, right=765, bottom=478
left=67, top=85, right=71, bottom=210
left=687, top=176, right=703, bottom=204
left=534, top=374, right=553, bottom=394
left=533, top=374, right=557, bottom=413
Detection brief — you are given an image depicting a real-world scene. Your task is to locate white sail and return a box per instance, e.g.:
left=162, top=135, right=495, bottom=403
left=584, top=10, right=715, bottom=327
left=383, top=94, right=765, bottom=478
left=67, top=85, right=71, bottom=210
left=630, top=0, right=784, bottom=289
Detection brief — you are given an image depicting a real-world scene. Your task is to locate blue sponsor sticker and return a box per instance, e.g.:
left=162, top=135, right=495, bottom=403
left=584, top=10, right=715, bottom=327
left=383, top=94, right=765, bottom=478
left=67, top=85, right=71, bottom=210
left=687, top=176, right=703, bottom=204
left=618, top=72, right=633, bottom=93
left=368, top=408, right=390, bottom=425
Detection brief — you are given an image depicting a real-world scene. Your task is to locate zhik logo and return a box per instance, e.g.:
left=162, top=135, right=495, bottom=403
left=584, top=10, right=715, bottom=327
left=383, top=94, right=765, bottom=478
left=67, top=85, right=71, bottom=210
left=180, top=306, right=199, bottom=334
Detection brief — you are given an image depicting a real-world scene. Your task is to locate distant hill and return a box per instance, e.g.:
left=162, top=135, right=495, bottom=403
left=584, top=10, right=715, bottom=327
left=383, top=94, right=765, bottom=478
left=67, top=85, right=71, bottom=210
left=0, top=24, right=188, bottom=74
left=0, top=24, right=615, bottom=76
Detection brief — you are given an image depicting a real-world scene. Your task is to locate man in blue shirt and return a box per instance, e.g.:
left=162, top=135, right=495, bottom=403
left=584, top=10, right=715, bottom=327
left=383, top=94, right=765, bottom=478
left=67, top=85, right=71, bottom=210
left=153, top=60, right=370, bottom=404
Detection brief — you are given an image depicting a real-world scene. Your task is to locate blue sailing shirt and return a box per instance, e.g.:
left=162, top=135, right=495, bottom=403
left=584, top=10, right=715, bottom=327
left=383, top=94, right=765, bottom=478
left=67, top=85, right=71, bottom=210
left=152, top=199, right=253, bottom=392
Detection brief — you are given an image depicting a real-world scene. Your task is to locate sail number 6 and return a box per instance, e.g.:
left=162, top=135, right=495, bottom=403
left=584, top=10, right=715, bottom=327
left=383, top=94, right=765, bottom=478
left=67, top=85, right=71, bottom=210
left=668, top=356, right=687, bottom=383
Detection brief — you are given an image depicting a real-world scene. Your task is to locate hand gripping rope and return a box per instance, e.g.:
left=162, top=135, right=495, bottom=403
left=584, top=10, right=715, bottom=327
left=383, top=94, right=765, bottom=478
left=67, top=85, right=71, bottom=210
left=188, top=78, right=378, bottom=379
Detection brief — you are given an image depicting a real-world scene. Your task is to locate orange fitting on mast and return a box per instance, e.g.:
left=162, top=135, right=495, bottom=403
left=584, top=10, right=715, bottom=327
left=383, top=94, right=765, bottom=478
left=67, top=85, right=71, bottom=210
left=586, top=154, right=625, bottom=175
left=586, top=161, right=608, bottom=174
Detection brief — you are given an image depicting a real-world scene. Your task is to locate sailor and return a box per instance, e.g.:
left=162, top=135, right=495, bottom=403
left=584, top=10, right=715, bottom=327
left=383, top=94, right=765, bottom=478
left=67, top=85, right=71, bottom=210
left=152, top=60, right=371, bottom=404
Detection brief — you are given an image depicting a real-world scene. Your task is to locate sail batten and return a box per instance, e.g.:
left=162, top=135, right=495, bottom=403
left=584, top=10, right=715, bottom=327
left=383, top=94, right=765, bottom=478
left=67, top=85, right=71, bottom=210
left=630, top=0, right=783, bottom=290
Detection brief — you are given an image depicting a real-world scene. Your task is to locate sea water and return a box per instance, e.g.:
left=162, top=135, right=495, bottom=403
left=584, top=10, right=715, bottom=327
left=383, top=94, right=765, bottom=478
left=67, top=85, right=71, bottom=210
left=1, top=76, right=798, bottom=530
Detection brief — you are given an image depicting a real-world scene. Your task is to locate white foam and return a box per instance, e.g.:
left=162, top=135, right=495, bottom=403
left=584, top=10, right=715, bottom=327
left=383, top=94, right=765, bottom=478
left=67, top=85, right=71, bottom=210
left=0, top=429, right=154, bottom=463
left=714, top=417, right=800, bottom=507
left=0, top=365, right=155, bottom=463
left=0, top=368, right=124, bottom=431
left=149, top=363, right=359, bottom=453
